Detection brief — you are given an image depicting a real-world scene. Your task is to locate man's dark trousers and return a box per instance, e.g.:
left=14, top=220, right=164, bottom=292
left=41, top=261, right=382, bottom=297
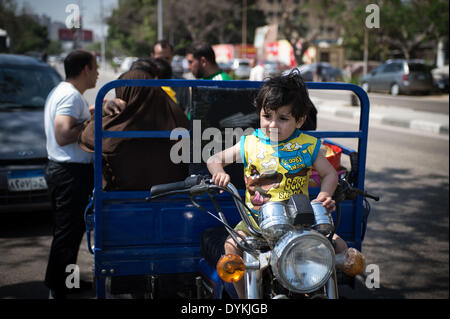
left=44, top=160, right=94, bottom=294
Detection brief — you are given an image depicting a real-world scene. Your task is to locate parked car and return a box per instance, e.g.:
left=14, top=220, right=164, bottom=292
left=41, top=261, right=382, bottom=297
left=231, top=58, right=251, bottom=79
left=0, top=54, right=62, bottom=212
left=218, top=61, right=233, bottom=74
left=432, top=65, right=449, bottom=93
left=170, top=55, right=184, bottom=79
left=286, top=62, right=344, bottom=82
left=360, top=59, right=436, bottom=96
left=263, top=60, right=283, bottom=78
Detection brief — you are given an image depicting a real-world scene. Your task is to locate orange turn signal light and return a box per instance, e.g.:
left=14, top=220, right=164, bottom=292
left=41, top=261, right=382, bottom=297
left=336, top=248, right=366, bottom=277
left=217, top=254, right=245, bottom=283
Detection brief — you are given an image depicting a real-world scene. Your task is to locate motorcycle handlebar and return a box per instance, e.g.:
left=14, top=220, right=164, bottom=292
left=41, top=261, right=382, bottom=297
left=150, top=175, right=262, bottom=238
left=336, top=178, right=380, bottom=202
left=150, top=175, right=204, bottom=197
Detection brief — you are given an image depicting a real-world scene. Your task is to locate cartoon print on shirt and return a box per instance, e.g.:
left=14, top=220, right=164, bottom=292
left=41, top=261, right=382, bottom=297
left=245, top=165, right=283, bottom=211
left=261, top=158, right=277, bottom=170
left=256, top=145, right=266, bottom=159
left=272, top=142, right=313, bottom=173
left=279, top=167, right=310, bottom=200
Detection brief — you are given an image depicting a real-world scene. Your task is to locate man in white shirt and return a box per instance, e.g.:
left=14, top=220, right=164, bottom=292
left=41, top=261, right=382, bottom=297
left=44, top=49, right=98, bottom=299
left=249, top=60, right=264, bottom=81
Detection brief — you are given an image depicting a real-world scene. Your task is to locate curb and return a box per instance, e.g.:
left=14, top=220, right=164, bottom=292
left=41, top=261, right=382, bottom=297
left=312, top=97, right=449, bottom=135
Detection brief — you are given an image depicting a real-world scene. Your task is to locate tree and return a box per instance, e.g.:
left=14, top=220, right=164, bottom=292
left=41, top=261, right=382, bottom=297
left=0, top=0, right=49, bottom=54
left=107, top=0, right=158, bottom=57
left=325, top=0, right=449, bottom=61
left=323, top=0, right=388, bottom=61
left=163, top=0, right=265, bottom=46
left=165, top=0, right=233, bottom=43
left=106, top=0, right=266, bottom=57
left=378, top=0, right=449, bottom=60
left=277, top=0, right=314, bottom=65
left=277, top=0, right=347, bottom=66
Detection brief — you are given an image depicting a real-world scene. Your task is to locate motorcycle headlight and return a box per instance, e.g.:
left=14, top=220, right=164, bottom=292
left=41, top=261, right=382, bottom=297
left=271, top=230, right=335, bottom=293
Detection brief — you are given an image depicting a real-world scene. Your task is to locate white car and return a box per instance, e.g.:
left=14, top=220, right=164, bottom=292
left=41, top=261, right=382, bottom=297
left=232, top=58, right=251, bottom=79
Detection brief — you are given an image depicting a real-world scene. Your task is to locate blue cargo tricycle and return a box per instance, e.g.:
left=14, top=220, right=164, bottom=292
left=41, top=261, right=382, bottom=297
left=85, top=79, right=378, bottom=299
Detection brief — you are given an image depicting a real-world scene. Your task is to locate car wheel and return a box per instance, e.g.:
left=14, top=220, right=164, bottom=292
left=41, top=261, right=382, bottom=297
left=390, top=83, right=400, bottom=96
left=361, top=82, right=370, bottom=92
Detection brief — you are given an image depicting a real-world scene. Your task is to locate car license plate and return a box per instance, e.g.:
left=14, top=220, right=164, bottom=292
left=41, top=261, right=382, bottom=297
left=7, top=170, right=48, bottom=192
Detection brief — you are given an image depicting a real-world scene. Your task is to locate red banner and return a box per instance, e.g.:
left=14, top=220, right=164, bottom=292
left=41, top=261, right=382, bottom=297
left=58, top=29, right=93, bottom=42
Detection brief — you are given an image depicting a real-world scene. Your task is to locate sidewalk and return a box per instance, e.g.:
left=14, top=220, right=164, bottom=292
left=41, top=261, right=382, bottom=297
left=312, top=97, right=449, bottom=135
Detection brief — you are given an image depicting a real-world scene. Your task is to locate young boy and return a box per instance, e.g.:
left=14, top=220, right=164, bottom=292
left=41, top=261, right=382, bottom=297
left=207, top=70, right=348, bottom=298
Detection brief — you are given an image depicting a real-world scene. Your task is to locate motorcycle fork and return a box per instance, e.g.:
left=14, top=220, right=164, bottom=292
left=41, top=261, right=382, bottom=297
left=243, top=251, right=262, bottom=299
left=326, top=268, right=339, bottom=299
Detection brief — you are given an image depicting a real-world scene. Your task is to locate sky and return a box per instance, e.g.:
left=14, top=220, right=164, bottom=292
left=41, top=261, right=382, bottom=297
left=15, top=0, right=119, bottom=39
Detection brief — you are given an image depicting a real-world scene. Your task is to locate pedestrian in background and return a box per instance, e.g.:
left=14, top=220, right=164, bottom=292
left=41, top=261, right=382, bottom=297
left=249, top=59, right=264, bottom=81
left=186, top=42, right=232, bottom=80
left=43, top=49, right=98, bottom=299
left=151, top=39, right=174, bottom=64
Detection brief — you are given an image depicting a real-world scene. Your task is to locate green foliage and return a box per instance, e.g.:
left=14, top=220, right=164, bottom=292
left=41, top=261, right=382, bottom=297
left=333, top=0, right=449, bottom=60
left=105, top=0, right=266, bottom=57
left=0, top=0, right=49, bottom=54
left=102, top=0, right=447, bottom=63
left=106, top=0, right=158, bottom=57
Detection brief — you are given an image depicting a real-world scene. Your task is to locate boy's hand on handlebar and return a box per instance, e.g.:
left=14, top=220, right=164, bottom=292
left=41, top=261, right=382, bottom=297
left=212, top=172, right=231, bottom=189
left=313, top=192, right=336, bottom=213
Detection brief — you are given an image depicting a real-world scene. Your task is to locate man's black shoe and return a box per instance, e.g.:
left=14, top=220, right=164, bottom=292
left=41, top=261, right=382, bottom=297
left=49, top=289, right=67, bottom=299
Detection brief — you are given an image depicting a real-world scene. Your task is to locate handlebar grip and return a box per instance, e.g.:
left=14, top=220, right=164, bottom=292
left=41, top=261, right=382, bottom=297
left=354, top=187, right=380, bottom=201
left=150, top=181, right=187, bottom=196
left=365, top=193, right=380, bottom=201
left=150, top=175, right=203, bottom=197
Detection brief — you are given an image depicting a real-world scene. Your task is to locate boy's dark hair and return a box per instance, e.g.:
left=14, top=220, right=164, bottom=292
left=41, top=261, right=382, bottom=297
left=187, top=42, right=217, bottom=65
left=130, top=58, right=158, bottom=78
left=255, top=69, right=313, bottom=121
left=64, top=49, right=94, bottom=79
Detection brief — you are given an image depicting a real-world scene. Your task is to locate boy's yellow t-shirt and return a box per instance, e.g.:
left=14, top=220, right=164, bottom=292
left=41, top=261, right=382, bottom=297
left=240, top=128, right=321, bottom=216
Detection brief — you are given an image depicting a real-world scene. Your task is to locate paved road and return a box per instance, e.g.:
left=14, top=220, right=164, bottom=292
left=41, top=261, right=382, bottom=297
left=310, top=89, right=449, bottom=114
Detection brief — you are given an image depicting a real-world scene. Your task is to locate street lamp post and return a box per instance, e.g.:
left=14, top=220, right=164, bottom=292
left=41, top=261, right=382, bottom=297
left=158, top=0, right=163, bottom=40
left=100, top=0, right=106, bottom=70
left=363, top=27, right=368, bottom=76
left=242, top=0, right=247, bottom=58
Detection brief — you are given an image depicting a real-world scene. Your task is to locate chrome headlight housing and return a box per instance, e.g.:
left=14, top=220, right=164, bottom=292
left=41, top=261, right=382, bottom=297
left=270, top=230, right=335, bottom=293
left=258, top=201, right=294, bottom=243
